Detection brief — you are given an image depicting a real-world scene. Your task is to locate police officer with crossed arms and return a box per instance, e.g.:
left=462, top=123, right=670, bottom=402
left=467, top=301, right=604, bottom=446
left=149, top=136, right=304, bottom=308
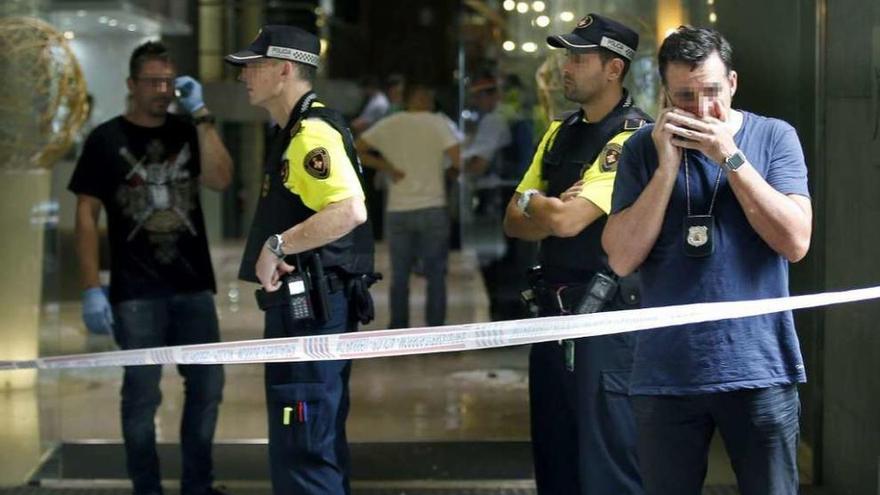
left=503, top=13, right=649, bottom=495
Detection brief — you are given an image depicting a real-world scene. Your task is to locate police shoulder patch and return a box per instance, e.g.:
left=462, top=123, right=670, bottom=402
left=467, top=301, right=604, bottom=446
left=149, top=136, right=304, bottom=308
left=304, top=147, right=331, bottom=179
left=601, top=143, right=623, bottom=172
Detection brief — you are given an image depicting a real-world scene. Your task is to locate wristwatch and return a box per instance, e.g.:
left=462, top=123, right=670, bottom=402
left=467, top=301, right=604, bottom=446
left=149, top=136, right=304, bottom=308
left=722, top=150, right=746, bottom=173
left=265, top=234, right=285, bottom=258
left=517, top=189, right=540, bottom=218
left=193, top=114, right=216, bottom=126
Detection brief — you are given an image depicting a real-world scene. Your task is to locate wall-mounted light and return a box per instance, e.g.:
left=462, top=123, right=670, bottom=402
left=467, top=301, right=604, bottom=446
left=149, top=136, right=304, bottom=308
left=503, top=40, right=516, bottom=51
left=535, top=15, right=550, bottom=27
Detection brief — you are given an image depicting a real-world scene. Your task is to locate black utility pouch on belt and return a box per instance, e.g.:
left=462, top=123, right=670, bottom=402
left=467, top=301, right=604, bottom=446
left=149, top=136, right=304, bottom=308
left=346, top=272, right=382, bottom=324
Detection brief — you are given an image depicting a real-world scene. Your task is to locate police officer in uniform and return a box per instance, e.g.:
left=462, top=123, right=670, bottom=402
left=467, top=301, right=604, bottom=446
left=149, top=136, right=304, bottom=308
left=225, top=26, right=375, bottom=495
left=502, top=14, right=649, bottom=495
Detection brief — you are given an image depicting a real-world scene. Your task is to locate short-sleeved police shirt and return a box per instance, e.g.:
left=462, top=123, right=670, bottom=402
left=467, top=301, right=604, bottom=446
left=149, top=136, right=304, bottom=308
left=282, top=116, right=365, bottom=211
left=516, top=120, right=636, bottom=215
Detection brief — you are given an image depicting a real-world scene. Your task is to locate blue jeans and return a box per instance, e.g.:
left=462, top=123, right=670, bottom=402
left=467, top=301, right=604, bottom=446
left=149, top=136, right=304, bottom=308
left=264, top=290, right=355, bottom=495
left=386, top=207, right=449, bottom=327
left=632, top=385, right=800, bottom=495
left=113, top=291, right=225, bottom=495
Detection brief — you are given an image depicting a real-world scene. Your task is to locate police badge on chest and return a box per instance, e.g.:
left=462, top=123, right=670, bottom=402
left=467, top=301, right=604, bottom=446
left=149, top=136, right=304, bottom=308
left=683, top=215, right=715, bottom=257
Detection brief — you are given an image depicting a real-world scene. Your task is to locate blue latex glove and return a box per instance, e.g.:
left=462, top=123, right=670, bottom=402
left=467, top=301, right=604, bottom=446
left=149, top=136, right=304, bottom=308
left=82, top=286, right=114, bottom=335
left=174, top=75, right=205, bottom=113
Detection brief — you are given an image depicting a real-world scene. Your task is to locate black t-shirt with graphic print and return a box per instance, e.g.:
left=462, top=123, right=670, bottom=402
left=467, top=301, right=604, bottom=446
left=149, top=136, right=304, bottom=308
left=68, top=115, right=216, bottom=304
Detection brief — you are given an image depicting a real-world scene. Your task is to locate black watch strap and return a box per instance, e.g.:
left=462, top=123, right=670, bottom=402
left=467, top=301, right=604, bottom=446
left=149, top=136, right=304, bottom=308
left=193, top=114, right=216, bottom=126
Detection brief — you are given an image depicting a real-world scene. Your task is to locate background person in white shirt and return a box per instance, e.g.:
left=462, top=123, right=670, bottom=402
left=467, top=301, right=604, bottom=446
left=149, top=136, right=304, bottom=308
left=356, top=83, right=461, bottom=328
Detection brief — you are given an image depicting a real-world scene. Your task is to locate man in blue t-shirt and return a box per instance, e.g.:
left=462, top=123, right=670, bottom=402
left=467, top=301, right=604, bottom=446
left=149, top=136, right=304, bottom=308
left=603, top=26, right=812, bottom=495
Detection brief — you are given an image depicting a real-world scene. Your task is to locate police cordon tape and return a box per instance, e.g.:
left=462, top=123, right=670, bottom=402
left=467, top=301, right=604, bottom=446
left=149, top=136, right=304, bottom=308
left=2, top=286, right=880, bottom=371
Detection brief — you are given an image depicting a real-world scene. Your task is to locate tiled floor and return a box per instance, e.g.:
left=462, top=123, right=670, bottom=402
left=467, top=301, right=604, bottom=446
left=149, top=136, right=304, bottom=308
left=0, top=241, right=807, bottom=492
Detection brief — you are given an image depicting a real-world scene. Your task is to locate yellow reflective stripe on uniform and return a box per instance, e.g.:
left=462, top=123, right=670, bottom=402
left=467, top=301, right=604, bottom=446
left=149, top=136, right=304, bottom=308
left=577, top=130, right=635, bottom=214
left=515, top=120, right=562, bottom=194
left=284, top=118, right=365, bottom=212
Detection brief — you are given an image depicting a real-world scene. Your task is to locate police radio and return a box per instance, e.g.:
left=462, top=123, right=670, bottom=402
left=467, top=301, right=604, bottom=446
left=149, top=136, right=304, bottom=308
left=280, top=270, right=314, bottom=321
left=574, top=271, right=619, bottom=315
left=254, top=253, right=332, bottom=325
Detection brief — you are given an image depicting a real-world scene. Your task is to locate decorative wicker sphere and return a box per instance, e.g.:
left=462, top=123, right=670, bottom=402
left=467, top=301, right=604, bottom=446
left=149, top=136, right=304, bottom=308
left=0, top=16, right=89, bottom=170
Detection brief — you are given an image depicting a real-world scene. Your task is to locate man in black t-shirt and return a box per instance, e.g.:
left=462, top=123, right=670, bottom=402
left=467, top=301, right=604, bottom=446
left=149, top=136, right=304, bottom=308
left=68, top=41, right=233, bottom=495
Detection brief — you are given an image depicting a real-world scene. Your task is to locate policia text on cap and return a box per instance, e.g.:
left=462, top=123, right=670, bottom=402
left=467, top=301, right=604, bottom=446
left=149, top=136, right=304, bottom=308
left=226, top=25, right=378, bottom=495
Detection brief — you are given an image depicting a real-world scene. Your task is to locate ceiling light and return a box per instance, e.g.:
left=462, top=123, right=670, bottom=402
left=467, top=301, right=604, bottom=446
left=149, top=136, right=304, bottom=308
left=516, top=2, right=529, bottom=14
left=709, top=12, right=717, bottom=23
left=502, top=40, right=516, bottom=51
left=522, top=41, right=538, bottom=53
left=532, top=1, right=546, bottom=12
left=503, top=0, right=516, bottom=11
left=63, top=31, right=75, bottom=40
left=536, top=15, right=550, bottom=27
left=559, top=11, right=574, bottom=22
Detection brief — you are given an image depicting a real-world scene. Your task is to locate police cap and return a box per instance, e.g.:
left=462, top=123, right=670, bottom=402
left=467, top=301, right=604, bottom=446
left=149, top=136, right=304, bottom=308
left=225, top=25, right=320, bottom=67
left=547, top=13, right=639, bottom=61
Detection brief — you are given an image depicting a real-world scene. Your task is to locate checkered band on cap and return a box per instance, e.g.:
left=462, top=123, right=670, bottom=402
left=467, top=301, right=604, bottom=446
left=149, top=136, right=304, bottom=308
left=266, top=46, right=320, bottom=67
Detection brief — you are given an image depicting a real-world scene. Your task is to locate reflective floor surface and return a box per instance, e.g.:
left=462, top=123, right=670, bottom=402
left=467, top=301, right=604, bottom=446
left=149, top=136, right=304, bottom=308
left=0, top=241, right=812, bottom=493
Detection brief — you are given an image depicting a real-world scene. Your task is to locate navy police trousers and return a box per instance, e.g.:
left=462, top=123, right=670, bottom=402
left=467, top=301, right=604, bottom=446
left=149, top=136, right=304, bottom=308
left=264, top=290, right=354, bottom=495
left=529, top=330, right=644, bottom=495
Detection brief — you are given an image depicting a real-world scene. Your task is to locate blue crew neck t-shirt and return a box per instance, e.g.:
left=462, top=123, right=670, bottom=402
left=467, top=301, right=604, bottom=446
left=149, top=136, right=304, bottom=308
left=610, top=111, right=810, bottom=395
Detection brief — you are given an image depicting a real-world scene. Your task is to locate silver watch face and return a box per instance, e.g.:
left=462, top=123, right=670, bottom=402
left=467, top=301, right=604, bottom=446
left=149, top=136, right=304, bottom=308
left=725, top=151, right=745, bottom=170
left=267, top=235, right=282, bottom=254
left=518, top=189, right=537, bottom=213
